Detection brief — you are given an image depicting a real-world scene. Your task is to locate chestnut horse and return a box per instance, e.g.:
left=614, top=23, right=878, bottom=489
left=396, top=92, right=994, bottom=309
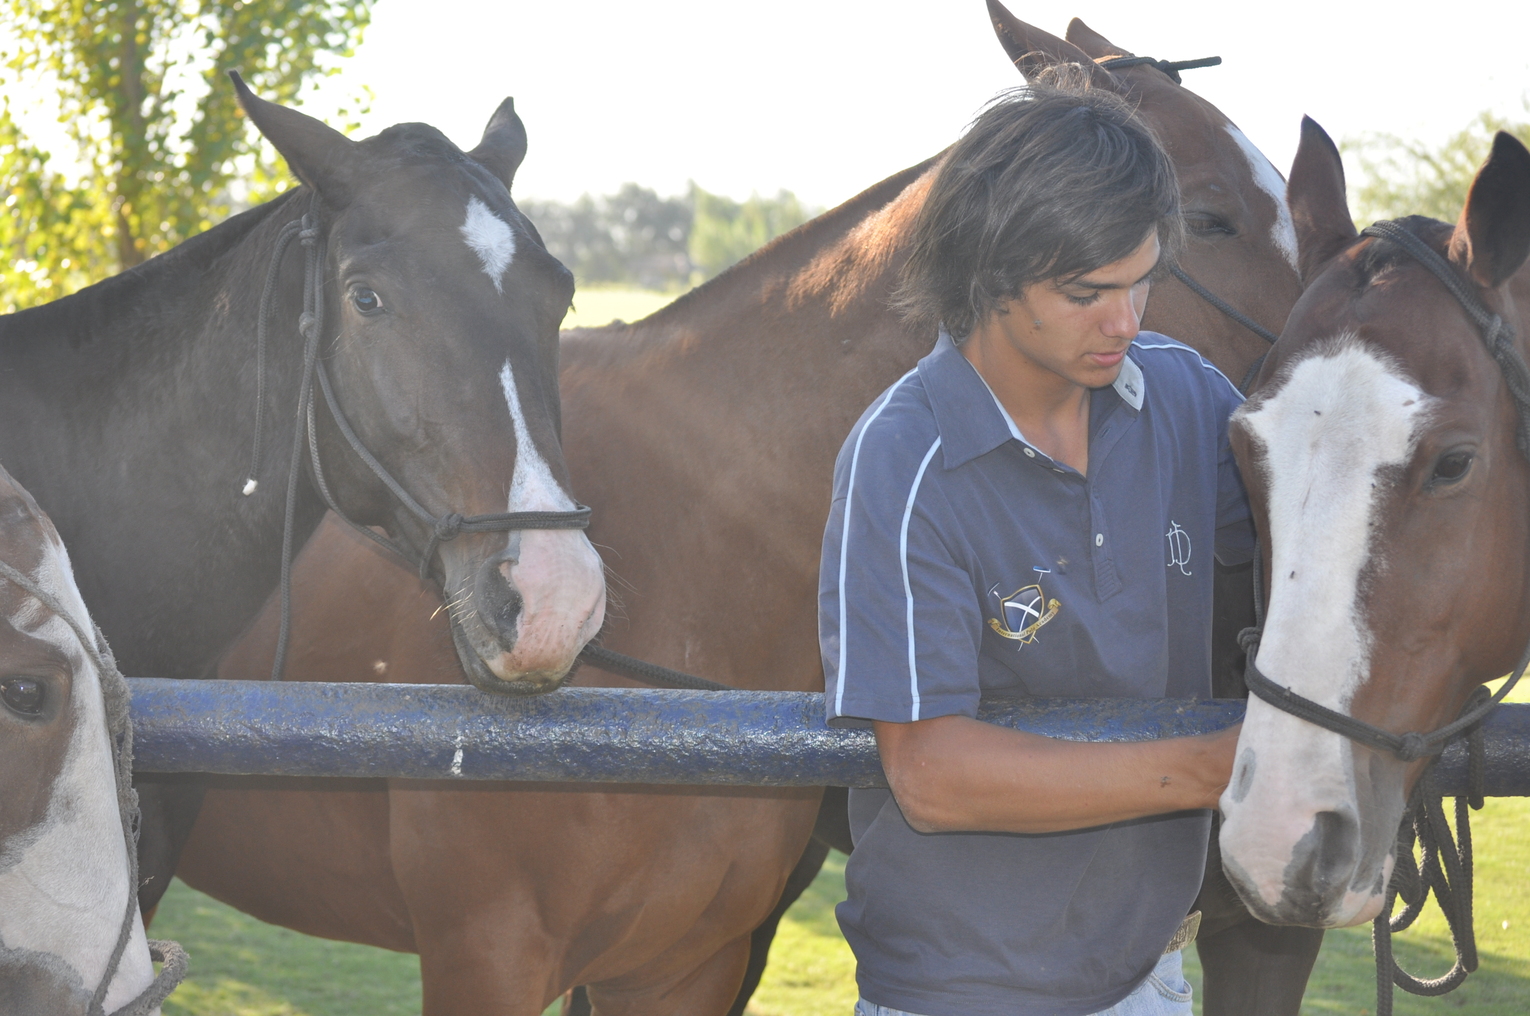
left=176, top=7, right=1309, bottom=1014
left=1223, top=121, right=1530, bottom=936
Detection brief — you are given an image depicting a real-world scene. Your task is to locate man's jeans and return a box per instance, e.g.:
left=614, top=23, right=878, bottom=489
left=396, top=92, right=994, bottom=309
left=852, top=949, right=1193, bottom=1016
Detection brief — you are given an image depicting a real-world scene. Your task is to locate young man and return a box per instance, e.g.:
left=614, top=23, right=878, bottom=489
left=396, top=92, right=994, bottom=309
left=819, top=80, right=1253, bottom=1016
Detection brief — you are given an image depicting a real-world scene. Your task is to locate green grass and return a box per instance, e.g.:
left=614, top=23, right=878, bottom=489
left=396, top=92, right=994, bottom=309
left=153, top=791, right=1530, bottom=1016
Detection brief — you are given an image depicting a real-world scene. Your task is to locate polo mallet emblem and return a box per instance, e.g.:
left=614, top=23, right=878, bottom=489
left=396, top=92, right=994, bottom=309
left=988, top=583, right=1060, bottom=644
left=1165, top=520, right=1193, bottom=576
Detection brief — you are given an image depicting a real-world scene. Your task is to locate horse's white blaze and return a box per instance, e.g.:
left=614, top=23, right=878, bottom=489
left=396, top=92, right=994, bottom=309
left=0, top=541, right=157, bottom=1011
left=1221, top=337, right=1432, bottom=924
left=490, top=360, right=605, bottom=681
left=460, top=195, right=516, bottom=294
left=1227, top=125, right=1299, bottom=272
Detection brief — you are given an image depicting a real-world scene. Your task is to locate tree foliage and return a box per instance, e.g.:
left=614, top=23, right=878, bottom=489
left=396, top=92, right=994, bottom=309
left=523, top=182, right=815, bottom=291
left=0, top=0, right=371, bottom=311
left=1345, top=106, right=1530, bottom=226
left=688, top=185, right=810, bottom=281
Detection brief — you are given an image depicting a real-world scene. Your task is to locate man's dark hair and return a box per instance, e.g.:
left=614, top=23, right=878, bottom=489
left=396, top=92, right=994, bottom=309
left=895, top=73, right=1184, bottom=339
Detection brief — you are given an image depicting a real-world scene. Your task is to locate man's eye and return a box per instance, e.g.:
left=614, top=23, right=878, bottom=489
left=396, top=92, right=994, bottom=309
left=1066, top=292, right=1102, bottom=307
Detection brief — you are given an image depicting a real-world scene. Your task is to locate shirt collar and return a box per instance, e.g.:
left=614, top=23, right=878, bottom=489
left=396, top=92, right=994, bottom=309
left=918, top=327, right=1147, bottom=470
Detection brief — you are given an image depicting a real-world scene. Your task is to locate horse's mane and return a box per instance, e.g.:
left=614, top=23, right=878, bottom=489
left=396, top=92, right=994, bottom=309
left=0, top=188, right=305, bottom=349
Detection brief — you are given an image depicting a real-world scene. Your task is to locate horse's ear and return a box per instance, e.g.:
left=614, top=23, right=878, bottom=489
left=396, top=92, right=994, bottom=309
left=1449, top=132, right=1530, bottom=289
left=985, top=0, right=1114, bottom=86
left=230, top=71, right=357, bottom=204
left=1286, top=116, right=1357, bottom=286
left=467, top=98, right=528, bottom=194
left=1064, top=18, right=1131, bottom=61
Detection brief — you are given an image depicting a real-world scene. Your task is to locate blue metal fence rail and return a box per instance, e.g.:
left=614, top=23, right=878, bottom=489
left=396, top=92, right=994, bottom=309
left=125, top=679, right=1530, bottom=795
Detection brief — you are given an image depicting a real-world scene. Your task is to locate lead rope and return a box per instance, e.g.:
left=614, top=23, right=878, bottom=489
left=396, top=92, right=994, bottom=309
left=1235, top=217, right=1530, bottom=1015
left=0, top=560, right=187, bottom=1016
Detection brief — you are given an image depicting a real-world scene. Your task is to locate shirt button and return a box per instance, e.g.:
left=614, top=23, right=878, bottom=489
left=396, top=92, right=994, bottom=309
left=1095, top=533, right=1104, bottom=547
left=1024, top=447, right=1036, bottom=458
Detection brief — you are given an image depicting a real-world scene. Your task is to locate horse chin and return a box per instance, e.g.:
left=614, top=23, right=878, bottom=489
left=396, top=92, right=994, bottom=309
left=447, top=609, right=573, bottom=695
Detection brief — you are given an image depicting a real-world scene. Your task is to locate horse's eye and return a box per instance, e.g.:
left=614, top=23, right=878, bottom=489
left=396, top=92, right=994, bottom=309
left=1431, top=450, right=1474, bottom=485
left=350, top=288, right=383, bottom=315
left=1, top=677, right=44, bottom=716
left=1184, top=212, right=1236, bottom=238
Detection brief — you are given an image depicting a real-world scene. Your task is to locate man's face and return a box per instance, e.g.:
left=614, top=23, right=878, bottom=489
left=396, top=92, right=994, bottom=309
left=985, top=232, right=1160, bottom=391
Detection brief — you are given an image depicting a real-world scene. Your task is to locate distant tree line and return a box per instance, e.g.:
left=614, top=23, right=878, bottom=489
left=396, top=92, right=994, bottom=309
left=1344, top=105, right=1530, bottom=224
left=520, top=183, right=815, bottom=291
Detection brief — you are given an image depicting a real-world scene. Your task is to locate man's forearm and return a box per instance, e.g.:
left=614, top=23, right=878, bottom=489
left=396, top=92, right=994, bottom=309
left=875, top=714, right=1239, bottom=834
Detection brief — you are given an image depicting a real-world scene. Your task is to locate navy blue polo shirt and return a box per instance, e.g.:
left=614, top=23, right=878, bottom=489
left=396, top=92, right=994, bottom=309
left=819, top=330, right=1253, bottom=1016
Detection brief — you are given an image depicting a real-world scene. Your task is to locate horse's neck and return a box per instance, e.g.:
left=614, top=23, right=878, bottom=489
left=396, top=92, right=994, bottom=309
left=0, top=193, right=326, bottom=677
left=560, top=161, right=939, bottom=689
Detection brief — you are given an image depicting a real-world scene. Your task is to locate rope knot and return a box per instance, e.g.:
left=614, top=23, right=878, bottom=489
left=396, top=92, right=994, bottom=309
left=1237, top=626, right=1263, bottom=654
left=298, top=311, right=317, bottom=339
left=433, top=512, right=465, bottom=543
left=1397, top=731, right=1432, bottom=762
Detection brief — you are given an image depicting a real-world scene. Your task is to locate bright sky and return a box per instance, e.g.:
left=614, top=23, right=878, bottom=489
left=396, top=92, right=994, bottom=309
left=9, top=1, right=1530, bottom=209
left=299, top=0, right=1530, bottom=209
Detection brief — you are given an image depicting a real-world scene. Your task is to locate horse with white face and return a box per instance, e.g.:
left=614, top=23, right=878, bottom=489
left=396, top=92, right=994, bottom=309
left=0, top=464, right=176, bottom=1015
left=1221, top=118, right=1530, bottom=928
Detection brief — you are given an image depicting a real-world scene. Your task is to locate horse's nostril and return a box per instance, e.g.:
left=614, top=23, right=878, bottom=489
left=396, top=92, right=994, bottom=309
left=1285, top=810, right=1359, bottom=907
left=473, top=549, right=525, bottom=648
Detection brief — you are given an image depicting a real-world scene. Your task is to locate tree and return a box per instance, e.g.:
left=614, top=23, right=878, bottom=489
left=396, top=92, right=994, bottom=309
left=0, top=0, right=371, bottom=311
left=688, top=185, right=810, bottom=280
left=1345, top=106, right=1530, bottom=225
left=522, top=184, right=692, bottom=291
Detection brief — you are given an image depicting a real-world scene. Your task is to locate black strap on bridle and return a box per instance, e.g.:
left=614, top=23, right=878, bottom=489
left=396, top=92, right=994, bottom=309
left=1237, top=217, right=1530, bottom=1015
left=0, top=560, right=188, bottom=1016
left=253, top=200, right=590, bottom=682
left=1167, top=263, right=1280, bottom=393
left=1096, top=54, right=1222, bottom=85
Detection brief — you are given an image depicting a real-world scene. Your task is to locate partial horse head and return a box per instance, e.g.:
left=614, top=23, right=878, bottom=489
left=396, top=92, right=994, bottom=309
left=1220, top=117, right=1530, bottom=926
left=232, top=79, right=605, bottom=693
left=987, top=2, right=1301, bottom=380
left=0, top=465, right=161, bottom=1013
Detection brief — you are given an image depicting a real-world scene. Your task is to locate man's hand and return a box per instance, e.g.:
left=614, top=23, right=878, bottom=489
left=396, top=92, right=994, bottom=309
left=874, top=715, right=1241, bottom=834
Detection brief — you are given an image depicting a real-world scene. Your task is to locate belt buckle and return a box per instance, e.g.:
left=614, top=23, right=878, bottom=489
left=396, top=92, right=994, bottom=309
left=1164, top=910, right=1201, bottom=954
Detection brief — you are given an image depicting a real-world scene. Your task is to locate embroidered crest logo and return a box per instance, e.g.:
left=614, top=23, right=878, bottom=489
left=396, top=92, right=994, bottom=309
left=987, top=580, right=1060, bottom=645
left=1166, top=520, right=1193, bottom=576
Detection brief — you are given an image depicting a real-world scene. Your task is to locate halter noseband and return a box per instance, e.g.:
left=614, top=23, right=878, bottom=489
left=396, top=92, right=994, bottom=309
left=256, top=201, right=592, bottom=682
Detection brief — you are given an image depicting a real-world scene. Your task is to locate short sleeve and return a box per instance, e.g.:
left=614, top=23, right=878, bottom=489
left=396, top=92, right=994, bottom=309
left=820, top=441, right=983, bottom=728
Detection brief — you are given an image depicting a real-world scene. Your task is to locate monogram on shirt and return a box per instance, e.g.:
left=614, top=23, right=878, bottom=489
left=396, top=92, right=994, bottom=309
left=1165, top=520, right=1193, bottom=577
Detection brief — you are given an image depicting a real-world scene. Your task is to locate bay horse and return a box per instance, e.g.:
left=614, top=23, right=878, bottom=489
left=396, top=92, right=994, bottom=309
left=0, top=463, right=181, bottom=1015
left=0, top=78, right=605, bottom=916
left=1221, top=119, right=1530, bottom=937
left=176, top=6, right=1312, bottom=1013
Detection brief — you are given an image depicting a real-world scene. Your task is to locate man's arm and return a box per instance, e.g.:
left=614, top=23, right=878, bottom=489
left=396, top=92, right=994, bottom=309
left=875, top=715, right=1239, bottom=834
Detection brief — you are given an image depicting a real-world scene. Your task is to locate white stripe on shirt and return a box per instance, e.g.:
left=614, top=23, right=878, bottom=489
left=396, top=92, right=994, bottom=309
left=901, top=437, right=942, bottom=721
left=1134, top=341, right=1244, bottom=400
left=835, top=368, right=919, bottom=716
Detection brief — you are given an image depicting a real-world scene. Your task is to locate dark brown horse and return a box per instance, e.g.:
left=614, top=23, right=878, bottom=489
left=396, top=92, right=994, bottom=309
left=0, top=79, right=606, bottom=918
left=175, top=7, right=1310, bottom=1013
left=1222, top=121, right=1530, bottom=929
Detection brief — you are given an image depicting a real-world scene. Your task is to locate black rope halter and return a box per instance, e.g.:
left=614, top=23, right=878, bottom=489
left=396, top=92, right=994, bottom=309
left=1238, top=218, right=1530, bottom=1015
left=253, top=199, right=591, bottom=683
